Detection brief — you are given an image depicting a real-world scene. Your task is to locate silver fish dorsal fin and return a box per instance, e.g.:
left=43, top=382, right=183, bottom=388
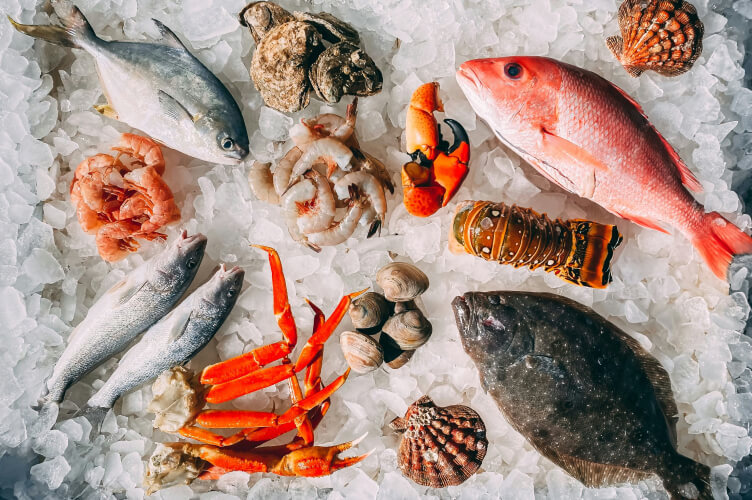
left=152, top=19, right=189, bottom=51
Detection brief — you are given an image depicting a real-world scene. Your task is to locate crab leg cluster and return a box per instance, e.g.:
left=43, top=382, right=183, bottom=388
left=163, top=245, right=370, bottom=478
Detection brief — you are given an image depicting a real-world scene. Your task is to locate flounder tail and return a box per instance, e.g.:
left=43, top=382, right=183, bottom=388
left=662, top=455, right=713, bottom=500
left=557, top=220, right=623, bottom=289
left=8, top=5, right=97, bottom=49
left=692, top=211, right=752, bottom=281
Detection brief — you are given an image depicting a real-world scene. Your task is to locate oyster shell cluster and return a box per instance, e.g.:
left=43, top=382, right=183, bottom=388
left=241, top=1, right=383, bottom=112
left=607, top=0, right=704, bottom=77
left=389, top=396, right=487, bottom=488
left=341, top=262, right=432, bottom=373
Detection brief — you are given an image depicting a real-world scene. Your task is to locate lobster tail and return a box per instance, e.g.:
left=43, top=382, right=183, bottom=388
left=450, top=200, right=622, bottom=289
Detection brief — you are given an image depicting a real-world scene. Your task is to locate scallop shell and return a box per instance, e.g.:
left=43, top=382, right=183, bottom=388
left=380, top=333, right=415, bottom=369
left=340, top=330, right=384, bottom=374
left=348, top=292, right=393, bottom=334
left=389, top=396, right=487, bottom=488
left=607, top=0, right=703, bottom=77
left=382, top=309, right=432, bottom=350
left=376, top=262, right=429, bottom=302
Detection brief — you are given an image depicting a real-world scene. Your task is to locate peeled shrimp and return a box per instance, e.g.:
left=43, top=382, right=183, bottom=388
left=352, top=148, right=394, bottom=194
left=95, top=220, right=142, bottom=262
left=289, top=138, right=353, bottom=188
left=122, top=166, right=181, bottom=234
left=273, top=147, right=303, bottom=196
left=297, top=170, right=336, bottom=234
left=306, top=192, right=364, bottom=248
left=334, top=171, right=386, bottom=236
left=248, top=161, right=280, bottom=204
left=112, top=133, right=165, bottom=175
left=290, top=99, right=358, bottom=150
left=281, top=178, right=318, bottom=251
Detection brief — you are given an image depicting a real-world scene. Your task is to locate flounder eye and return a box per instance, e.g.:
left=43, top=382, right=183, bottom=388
left=504, top=63, right=522, bottom=79
left=221, top=138, right=234, bottom=150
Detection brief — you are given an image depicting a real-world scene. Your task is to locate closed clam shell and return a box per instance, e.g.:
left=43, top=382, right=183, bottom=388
left=380, top=333, right=415, bottom=369
left=340, top=330, right=384, bottom=374
left=376, top=262, right=429, bottom=302
left=389, top=395, right=487, bottom=488
left=382, top=309, right=432, bottom=350
left=607, top=0, right=703, bottom=77
left=348, top=292, right=393, bottom=334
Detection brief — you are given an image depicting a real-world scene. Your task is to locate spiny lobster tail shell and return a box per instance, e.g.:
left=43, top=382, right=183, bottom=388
left=389, top=395, right=487, bottom=488
left=607, top=0, right=704, bottom=77
left=450, top=201, right=622, bottom=289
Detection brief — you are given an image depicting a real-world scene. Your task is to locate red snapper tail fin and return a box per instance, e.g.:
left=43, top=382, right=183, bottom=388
left=692, top=212, right=752, bottom=280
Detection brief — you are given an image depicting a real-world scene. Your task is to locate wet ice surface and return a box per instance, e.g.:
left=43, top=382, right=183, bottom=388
left=2, top=0, right=752, bottom=498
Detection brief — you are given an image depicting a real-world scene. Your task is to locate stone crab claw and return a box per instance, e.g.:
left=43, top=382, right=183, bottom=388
left=402, top=82, right=470, bottom=217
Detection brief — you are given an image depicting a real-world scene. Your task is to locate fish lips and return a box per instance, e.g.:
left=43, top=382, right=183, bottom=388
left=222, top=146, right=249, bottom=164
left=451, top=293, right=473, bottom=339
left=177, top=230, right=208, bottom=255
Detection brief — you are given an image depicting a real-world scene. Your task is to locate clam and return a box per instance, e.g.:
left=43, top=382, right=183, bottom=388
left=348, top=292, right=393, bottom=334
left=340, top=330, right=384, bottom=374
left=382, top=309, right=432, bottom=350
left=393, top=299, right=417, bottom=314
left=380, top=333, right=415, bottom=369
left=376, top=262, right=429, bottom=302
left=607, top=0, right=704, bottom=77
left=390, top=396, right=487, bottom=488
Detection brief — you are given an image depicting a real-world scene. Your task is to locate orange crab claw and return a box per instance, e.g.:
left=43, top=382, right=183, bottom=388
left=402, top=184, right=445, bottom=218
left=200, top=341, right=292, bottom=385
left=270, top=433, right=373, bottom=477
left=205, top=363, right=295, bottom=404
left=432, top=120, right=470, bottom=206
left=252, top=245, right=297, bottom=346
left=294, top=289, right=367, bottom=372
left=406, top=82, right=443, bottom=160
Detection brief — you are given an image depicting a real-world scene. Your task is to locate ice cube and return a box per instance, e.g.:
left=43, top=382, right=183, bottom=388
left=22, top=248, right=64, bottom=285
left=0, top=286, right=26, bottom=328
left=30, top=456, right=70, bottom=490
left=356, top=110, right=387, bottom=142
left=43, top=203, right=67, bottom=229
left=32, top=429, right=68, bottom=458
left=259, top=107, right=293, bottom=142
left=376, top=471, right=419, bottom=500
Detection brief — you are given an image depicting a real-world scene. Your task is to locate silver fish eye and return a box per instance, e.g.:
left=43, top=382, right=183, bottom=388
left=221, top=138, right=234, bottom=150
left=227, top=288, right=236, bottom=298
left=186, top=259, right=197, bottom=269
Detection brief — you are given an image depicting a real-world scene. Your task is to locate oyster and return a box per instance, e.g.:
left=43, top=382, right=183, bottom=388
left=294, top=11, right=360, bottom=44
left=309, top=42, right=383, bottom=104
left=239, top=1, right=294, bottom=44
left=250, top=21, right=323, bottom=113
left=607, top=0, right=704, bottom=77
left=390, top=395, right=487, bottom=488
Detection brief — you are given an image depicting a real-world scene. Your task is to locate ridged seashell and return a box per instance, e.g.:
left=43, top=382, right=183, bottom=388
left=389, top=396, right=487, bottom=488
left=348, top=292, right=393, bottom=334
left=380, top=333, right=415, bottom=369
left=607, top=0, right=704, bottom=77
left=376, top=262, right=429, bottom=302
left=382, top=310, right=432, bottom=350
left=393, top=299, right=417, bottom=314
left=340, top=330, right=384, bottom=374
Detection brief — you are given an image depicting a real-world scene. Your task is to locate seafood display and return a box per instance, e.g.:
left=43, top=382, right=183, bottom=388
left=402, top=82, right=470, bottom=217
left=389, top=396, right=487, bottom=488
left=145, top=246, right=370, bottom=488
left=342, top=262, right=432, bottom=372
left=10, top=6, right=249, bottom=164
left=242, top=1, right=382, bottom=112
left=248, top=101, right=393, bottom=250
left=607, top=0, right=704, bottom=77
left=86, top=265, right=243, bottom=409
left=457, top=56, right=752, bottom=281
left=40, top=232, right=206, bottom=404
left=453, top=291, right=714, bottom=499
left=450, top=200, right=623, bottom=288
left=70, top=133, right=181, bottom=261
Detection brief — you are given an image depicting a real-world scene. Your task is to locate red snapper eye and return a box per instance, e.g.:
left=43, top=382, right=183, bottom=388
left=504, top=63, right=522, bottom=79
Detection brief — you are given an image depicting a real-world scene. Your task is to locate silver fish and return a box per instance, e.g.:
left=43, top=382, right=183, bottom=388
left=42, top=231, right=207, bottom=404
left=87, top=264, right=244, bottom=409
left=10, top=4, right=249, bottom=164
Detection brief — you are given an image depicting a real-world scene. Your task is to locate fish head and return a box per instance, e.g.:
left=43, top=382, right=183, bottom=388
left=456, top=57, right=561, bottom=134
left=198, top=264, right=245, bottom=315
left=151, top=231, right=207, bottom=290
left=196, top=113, right=249, bottom=165
left=452, top=292, right=535, bottom=366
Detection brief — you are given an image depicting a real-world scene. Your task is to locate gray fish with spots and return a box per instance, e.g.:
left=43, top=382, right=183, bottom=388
left=10, top=4, right=249, bottom=164
left=42, top=231, right=206, bottom=404
left=452, top=291, right=715, bottom=500
left=87, top=264, right=244, bottom=409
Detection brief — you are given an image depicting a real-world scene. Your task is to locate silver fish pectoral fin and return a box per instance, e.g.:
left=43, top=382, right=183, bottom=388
left=158, top=90, right=198, bottom=126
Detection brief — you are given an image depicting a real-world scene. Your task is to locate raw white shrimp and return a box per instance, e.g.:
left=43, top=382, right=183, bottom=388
left=248, top=161, right=279, bottom=204
left=297, top=170, right=336, bottom=234
left=280, top=178, right=317, bottom=251
left=273, top=147, right=303, bottom=196
left=289, top=138, right=353, bottom=188
left=334, top=171, right=387, bottom=236
left=352, top=148, right=395, bottom=194
left=306, top=195, right=364, bottom=248
left=290, top=99, right=358, bottom=150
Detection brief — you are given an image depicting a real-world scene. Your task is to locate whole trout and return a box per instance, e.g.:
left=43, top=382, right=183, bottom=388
left=42, top=231, right=206, bottom=404
left=452, top=291, right=714, bottom=500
